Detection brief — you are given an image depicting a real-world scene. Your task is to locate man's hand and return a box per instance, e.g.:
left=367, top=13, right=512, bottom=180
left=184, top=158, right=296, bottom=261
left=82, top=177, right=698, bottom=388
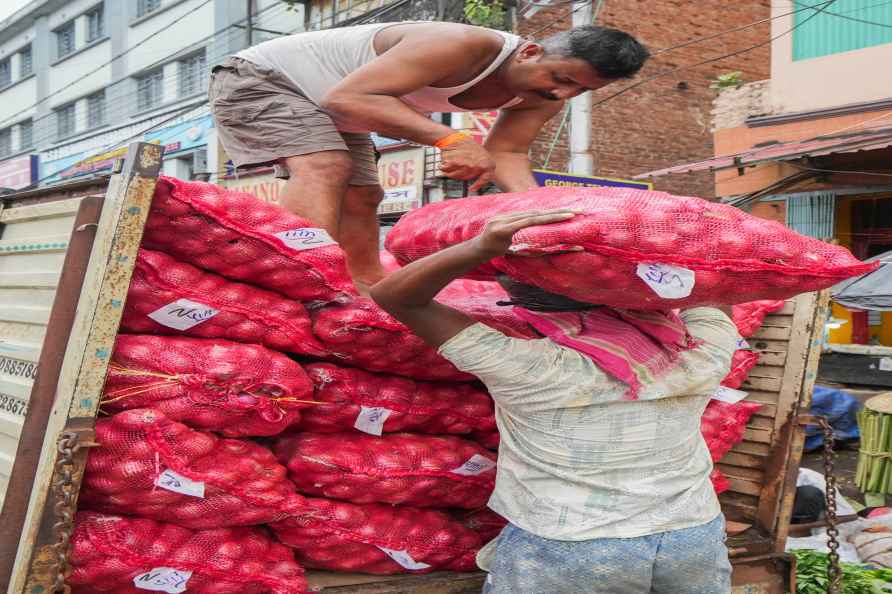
left=472, top=210, right=578, bottom=258
left=439, top=137, right=497, bottom=192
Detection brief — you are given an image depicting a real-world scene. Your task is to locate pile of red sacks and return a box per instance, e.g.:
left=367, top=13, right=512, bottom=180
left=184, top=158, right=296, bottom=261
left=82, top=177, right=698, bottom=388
left=72, top=179, right=839, bottom=589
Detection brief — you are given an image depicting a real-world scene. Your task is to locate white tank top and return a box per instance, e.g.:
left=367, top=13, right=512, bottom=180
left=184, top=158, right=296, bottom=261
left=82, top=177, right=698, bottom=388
left=236, top=22, right=523, bottom=132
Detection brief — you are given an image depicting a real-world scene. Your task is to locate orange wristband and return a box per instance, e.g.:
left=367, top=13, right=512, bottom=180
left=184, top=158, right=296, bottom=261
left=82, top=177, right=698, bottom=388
left=434, top=131, right=470, bottom=149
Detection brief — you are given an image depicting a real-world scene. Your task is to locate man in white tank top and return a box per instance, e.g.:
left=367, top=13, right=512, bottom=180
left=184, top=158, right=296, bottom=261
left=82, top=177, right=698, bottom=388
left=209, top=23, right=648, bottom=291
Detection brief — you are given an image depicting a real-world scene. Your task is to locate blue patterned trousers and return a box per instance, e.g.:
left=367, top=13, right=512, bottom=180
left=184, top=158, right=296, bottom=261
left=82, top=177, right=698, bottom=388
left=482, top=515, right=731, bottom=594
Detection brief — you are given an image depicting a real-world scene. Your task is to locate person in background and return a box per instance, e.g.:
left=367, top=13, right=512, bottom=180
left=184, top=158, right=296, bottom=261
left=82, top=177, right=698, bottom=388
left=370, top=211, right=737, bottom=594
left=209, top=23, right=648, bottom=291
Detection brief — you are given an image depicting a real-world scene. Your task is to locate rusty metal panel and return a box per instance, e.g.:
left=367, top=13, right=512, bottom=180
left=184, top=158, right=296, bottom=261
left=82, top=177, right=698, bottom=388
left=0, top=197, right=84, bottom=507
left=9, top=143, right=163, bottom=594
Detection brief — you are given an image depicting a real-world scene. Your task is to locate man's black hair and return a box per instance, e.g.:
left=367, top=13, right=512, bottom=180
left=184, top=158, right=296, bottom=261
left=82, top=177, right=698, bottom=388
left=541, top=25, right=650, bottom=79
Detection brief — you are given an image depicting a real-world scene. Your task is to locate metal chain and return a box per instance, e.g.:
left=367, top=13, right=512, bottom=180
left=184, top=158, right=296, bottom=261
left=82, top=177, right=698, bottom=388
left=51, top=431, right=90, bottom=594
left=819, top=416, right=842, bottom=594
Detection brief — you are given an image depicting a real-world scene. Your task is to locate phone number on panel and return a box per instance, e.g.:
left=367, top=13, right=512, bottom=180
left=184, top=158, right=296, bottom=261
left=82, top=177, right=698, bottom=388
left=0, top=393, right=29, bottom=418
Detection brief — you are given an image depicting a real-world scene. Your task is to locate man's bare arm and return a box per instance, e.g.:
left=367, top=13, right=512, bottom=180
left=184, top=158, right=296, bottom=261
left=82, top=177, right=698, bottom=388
left=370, top=211, right=578, bottom=347
left=321, top=32, right=492, bottom=144
left=484, top=101, right=564, bottom=193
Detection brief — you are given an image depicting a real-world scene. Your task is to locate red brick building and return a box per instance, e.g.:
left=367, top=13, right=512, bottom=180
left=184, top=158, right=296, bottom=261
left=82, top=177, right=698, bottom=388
left=518, top=0, right=771, bottom=198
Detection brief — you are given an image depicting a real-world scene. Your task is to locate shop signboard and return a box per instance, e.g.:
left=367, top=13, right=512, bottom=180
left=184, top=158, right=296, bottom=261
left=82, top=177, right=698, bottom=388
left=532, top=169, right=653, bottom=191
left=0, top=155, right=38, bottom=190
left=377, top=147, right=425, bottom=215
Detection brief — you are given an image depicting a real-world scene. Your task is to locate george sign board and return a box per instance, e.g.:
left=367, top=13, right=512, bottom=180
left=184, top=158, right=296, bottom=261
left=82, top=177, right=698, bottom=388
left=533, top=169, right=653, bottom=191
left=377, top=147, right=425, bottom=215
left=0, top=155, right=38, bottom=190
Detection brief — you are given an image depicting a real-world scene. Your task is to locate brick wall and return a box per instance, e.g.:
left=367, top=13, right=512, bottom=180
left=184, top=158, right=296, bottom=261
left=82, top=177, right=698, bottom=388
left=517, top=0, right=771, bottom=198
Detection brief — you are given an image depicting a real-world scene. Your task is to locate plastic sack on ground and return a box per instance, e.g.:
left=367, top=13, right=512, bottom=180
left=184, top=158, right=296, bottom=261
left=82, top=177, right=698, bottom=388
left=310, top=298, right=471, bottom=381
left=80, top=409, right=306, bottom=529
left=733, top=300, right=786, bottom=337
left=103, top=335, right=314, bottom=437
left=453, top=508, right=508, bottom=544
left=270, top=497, right=481, bottom=574
left=274, top=432, right=496, bottom=509
left=122, top=248, right=326, bottom=357
left=721, top=349, right=761, bottom=390
left=144, top=176, right=355, bottom=305
left=294, top=362, right=496, bottom=435
left=68, top=511, right=306, bottom=594
left=805, top=385, right=862, bottom=451
left=385, top=187, right=875, bottom=309
left=701, top=400, right=762, bottom=463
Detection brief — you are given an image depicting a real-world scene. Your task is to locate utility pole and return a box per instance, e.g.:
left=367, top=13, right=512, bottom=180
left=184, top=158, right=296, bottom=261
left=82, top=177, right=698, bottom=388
left=569, top=0, right=594, bottom=175
left=246, top=0, right=255, bottom=47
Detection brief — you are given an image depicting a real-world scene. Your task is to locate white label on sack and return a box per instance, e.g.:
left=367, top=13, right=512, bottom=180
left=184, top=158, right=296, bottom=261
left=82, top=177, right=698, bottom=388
left=711, top=386, right=749, bottom=404
left=880, top=357, right=892, bottom=372
left=275, top=228, right=337, bottom=251
left=377, top=547, right=432, bottom=571
left=451, top=454, right=497, bottom=476
left=736, top=338, right=751, bottom=350
left=133, top=567, right=192, bottom=593
left=147, top=298, right=219, bottom=331
left=354, top=406, right=392, bottom=436
left=636, top=263, right=695, bottom=299
left=155, top=468, right=205, bottom=498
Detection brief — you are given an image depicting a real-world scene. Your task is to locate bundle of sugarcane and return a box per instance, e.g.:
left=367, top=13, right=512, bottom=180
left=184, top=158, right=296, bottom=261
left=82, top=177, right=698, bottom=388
left=855, top=394, right=892, bottom=494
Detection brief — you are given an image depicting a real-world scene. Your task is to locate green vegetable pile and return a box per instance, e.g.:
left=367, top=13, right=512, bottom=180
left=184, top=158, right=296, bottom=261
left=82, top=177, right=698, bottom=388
left=793, top=550, right=892, bottom=594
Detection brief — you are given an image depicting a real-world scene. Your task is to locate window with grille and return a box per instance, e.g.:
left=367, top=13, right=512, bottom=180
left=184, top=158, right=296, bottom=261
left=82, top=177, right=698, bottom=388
left=19, top=119, right=32, bottom=149
left=178, top=51, right=207, bottom=97
left=86, top=5, right=105, bottom=42
left=137, top=70, right=164, bottom=111
left=0, top=128, right=11, bottom=158
left=137, top=0, right=162, bottom=18
left=0, top=58, right=10, bottom=87
left=56, top=103, right=76, bottom=139
left=56, top=21, right=76, bottom=59
left=87, top=91, right=106, bottom=128
left=19, top=45, right=32, bottom=77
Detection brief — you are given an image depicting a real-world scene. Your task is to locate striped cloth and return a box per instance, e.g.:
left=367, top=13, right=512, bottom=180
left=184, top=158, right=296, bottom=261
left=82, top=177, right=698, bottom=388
left=512, top=307, right=699, bottom=400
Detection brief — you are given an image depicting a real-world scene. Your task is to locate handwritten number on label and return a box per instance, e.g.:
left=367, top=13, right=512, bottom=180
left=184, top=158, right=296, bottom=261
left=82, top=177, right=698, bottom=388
left=635, top=263, right=695, bottom=299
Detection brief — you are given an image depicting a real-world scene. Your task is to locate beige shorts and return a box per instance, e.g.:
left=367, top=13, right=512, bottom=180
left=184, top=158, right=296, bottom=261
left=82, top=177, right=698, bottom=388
left=208, top=56, right=380, bottom=186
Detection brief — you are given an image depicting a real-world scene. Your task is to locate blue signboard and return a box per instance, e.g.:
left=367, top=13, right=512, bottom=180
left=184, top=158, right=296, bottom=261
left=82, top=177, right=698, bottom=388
left=533, top=169, right=652, bottom=191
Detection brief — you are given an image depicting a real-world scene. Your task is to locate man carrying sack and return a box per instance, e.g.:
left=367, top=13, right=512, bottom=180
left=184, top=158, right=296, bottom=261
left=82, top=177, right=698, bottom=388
left=370, top=210, right=737, bottom=593
left=209, top=23, right=648, bottom=290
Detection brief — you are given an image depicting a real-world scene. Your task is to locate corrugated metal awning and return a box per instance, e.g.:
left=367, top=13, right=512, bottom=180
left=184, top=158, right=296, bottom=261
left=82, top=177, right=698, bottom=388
left=635, top=124, right=892, bottom=179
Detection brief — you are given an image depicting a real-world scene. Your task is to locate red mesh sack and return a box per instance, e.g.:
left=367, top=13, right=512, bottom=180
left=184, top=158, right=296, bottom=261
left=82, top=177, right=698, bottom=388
left=711, top=468, right=730, bottom=495
left=122, top=248, right=326, bottom=357
left=311, top=298, right=471, bottom=381
left=80, top=409, right=306, bottom=529
left=270, top=497, right=481, bottom=574
left=471, top=429, right=500, bottom=451
left=733, top=300, right=786, bottom=337
left=721, top=349, right=761, bottom=390
left=453, top=508, right=508, bottom=544
left=68, top=511, right=306, bottom=594
left=700, top=399, right=762, bottom=463
left=274, top=432, right=496, bottom=509
left=294, top=362, right=496, bottom=435
left=437, top=279, right=537, bottom=339
left=103, top=335, right=314, bottom=437
left=385, top=187, right=876, bottom=309
left=381, top=252, right=535, bottom=339
left=144, top=176, right=355, bottom=305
